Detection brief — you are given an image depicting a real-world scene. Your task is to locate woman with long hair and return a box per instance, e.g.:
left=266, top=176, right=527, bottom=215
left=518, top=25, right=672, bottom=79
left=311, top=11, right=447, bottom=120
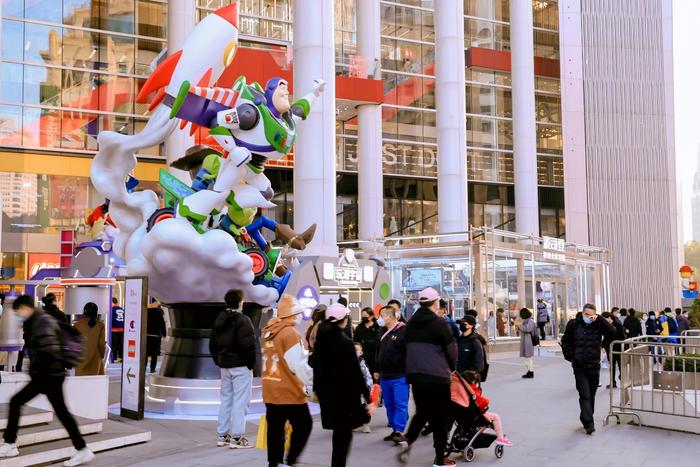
left=73, top=302, right=106, bottom=376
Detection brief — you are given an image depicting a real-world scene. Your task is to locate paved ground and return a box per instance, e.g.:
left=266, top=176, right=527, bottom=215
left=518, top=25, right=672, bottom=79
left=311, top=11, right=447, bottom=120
left=62, top=354, right=698, bottom=467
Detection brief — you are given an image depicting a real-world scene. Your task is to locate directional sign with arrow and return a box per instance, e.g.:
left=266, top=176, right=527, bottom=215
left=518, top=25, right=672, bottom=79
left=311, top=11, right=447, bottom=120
left=126, top=367, right=135, bottom=384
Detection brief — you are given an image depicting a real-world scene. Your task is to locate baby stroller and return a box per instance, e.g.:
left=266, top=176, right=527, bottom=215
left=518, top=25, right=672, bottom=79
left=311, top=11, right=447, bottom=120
left=445, top=372, right=504, bottom=463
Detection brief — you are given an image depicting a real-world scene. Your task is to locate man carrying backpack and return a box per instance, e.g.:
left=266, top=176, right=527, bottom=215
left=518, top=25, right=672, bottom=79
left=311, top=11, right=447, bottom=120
left=0, top=295, right=94, bottom=466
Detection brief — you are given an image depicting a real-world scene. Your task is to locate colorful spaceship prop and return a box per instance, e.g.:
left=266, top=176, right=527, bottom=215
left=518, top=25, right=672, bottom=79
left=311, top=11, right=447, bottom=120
left=680, top=265, right=698, bottom=299
left=90, top=4, right=324, bottom=305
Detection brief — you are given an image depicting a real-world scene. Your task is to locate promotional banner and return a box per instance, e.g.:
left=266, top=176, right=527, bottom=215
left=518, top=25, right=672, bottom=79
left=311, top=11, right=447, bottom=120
left=120, top=276, right=148, bottom=420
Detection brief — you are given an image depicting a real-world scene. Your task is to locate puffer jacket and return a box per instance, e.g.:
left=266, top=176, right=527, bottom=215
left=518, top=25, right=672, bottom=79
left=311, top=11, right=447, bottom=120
left=24, top=310, right=65, bottom=378
left=405, top=306, right=457, bottom=385
left=209, top=309, right=257, bottom=370
left=561, top=313, right=615, bottom=370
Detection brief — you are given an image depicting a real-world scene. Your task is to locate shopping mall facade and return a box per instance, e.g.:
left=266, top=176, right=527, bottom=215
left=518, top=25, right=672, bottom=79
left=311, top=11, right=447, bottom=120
left=0, top=0, right=679, bottom=312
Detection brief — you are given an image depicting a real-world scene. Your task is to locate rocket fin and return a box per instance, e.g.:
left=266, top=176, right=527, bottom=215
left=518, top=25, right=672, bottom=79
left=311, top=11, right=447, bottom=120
left=136, top=50, right=183, bottom=104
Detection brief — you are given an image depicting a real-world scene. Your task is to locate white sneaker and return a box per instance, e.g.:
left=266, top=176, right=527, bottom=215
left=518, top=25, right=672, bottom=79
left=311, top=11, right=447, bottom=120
left=361, top=423, right=371, bottom=433
left=229, top=436, right=253, bottom=449
left=63, top=447, right=95, bottom=466
left=0, top=443, right=19, bottom=458
left=217, top=435, right=231, bottom=447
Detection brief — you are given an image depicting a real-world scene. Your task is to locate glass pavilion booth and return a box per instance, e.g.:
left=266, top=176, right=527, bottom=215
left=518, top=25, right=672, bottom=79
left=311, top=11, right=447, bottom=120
left=382, top=227, right=610, bottom=344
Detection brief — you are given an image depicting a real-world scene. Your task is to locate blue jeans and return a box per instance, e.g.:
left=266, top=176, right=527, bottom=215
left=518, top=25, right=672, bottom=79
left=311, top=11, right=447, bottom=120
left=380, top=376, right=409, bottom=433
left=217, top=366, right=253, bottom=438
left=246, top=216, right=277, bottom=250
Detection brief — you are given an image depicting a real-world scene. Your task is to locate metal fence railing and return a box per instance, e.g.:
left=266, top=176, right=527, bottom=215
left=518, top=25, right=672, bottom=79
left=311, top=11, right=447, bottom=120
left=606, top=335, right=700, bottom=433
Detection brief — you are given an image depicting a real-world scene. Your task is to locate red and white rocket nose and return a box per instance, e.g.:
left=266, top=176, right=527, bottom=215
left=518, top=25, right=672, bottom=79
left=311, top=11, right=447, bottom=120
left=214, top=3, right=239, bottom=29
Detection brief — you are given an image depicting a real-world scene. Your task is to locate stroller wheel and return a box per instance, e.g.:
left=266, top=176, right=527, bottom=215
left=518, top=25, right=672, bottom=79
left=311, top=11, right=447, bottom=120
left=495, top=444, right=504, bottom=459
left=464, top=447, right=475, bottom=463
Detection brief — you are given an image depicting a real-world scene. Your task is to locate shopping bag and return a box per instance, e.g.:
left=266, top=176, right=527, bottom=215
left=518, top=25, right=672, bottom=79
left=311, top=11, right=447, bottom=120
left=255, top=415, right=268, bottom=450
left=284, top=421, right=293, bottom=451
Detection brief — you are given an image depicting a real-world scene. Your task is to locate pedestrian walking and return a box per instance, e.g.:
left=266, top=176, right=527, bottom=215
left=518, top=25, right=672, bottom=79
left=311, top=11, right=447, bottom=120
left=353, top=307, right=380, bottom=376
left=0, top=295, right=95, bottom=466
left=304, top=305, right=326, bottom=355
left=397, top=287, right=457, bottom=467
left=561, top=304, right=615, bottom=434
left=110, top=297, right=125, bottom=362
left=438, top=299, right=460, bottom=339
left=536, top=299, right=549, bottom=340
left=73, top=302, right=105, bottom=376
left=354, top=342, right=374, bottom=433
left=146, top=299, right=166, bottom=373
left=262, top=294, right=313, bottom=467
left=210, top=289, right=256, bottom=449
left=601, top=311, right=625, bottom=389
left=312, top=303, right=370, bottom=467
left=519, top=308, right=537, bottom=379
left=374, top=305, right=408, bottom=445
left=623, top=308, right=642, bottom=338
left=646, top=311, right=662, bottom=365
left=676, top=308, right=690, bottom=334
left=336, top=297, right=353, bottom=340
left=42, top=293, right=69, bottom=325
left=456, top=315, right=485, bottom=374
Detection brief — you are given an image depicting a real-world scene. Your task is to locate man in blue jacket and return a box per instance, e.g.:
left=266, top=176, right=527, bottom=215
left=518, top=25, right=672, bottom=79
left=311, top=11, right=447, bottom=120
left=398, top=288, right=457, bottom=467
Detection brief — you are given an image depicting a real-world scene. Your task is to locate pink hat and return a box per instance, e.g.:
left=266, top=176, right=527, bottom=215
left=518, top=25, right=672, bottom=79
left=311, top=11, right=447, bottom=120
left=418, top=287, right=440, bottom=303
left=326, top=303, right=349, bottom=322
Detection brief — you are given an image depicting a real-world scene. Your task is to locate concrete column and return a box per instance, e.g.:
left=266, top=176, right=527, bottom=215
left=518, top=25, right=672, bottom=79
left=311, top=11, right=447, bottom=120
left=434, top=0, right=468, bottom=236
left=516, top=257, right=526, bottom=309
left=165, top=0, right=196, bottom=182
left=510, top=0, right=540, bottom=236
left=357, top=0, right=383, bottom=242
left=293, top=0, right=338, bottom=257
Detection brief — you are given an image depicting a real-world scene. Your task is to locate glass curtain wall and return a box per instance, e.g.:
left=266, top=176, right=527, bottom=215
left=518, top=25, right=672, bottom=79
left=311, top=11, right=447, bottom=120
left=0, top=0, right=167, bottom=156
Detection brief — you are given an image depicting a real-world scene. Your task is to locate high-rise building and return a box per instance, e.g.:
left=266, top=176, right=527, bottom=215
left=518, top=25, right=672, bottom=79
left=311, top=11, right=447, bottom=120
left=692, top=145, right=700, bottom=242
left=0, top=0, right=679, bottom=308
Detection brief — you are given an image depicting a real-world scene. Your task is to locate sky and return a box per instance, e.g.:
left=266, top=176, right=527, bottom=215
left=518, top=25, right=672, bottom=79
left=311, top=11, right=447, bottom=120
left=673, top=0, right=699, bottom=243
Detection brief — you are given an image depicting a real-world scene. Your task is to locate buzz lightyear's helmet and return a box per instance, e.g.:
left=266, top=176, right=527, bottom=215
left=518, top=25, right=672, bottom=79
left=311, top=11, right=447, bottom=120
left=264, top=77, right=287, bottom=118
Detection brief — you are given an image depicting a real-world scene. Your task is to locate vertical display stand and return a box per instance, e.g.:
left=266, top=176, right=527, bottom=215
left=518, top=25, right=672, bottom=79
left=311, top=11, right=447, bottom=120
left=118, top=276, right=148, bottom=420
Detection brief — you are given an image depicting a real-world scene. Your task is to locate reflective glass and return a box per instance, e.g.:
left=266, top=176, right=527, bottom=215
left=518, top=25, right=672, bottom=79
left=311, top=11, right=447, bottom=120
left=24, top=65, right=61, bottom=106
left=2, top=20, right=25, bottom=62
left=0, top=105, right=24, bottom=146
left=61, top=110, right=99, bottom=150
left=63, top=0, right=94, bottom=28
left=537, top=155, right=564, bottom=186
left=466, top=84, right=511, bottom=118
left=98, top=33, right=135, bottom=74
left=464, top=0, right=509, bottom=22
left=1, top=63, right=24, bottom=103
left=98, top=74, right=134, bottom=114
left=136, top=39, right=166, bottom=76
left=26, top=0, right=62, bottom=23
left=23, top=106, right=61, bottom=148
left=465, top=18, right=509, bottom=51
left=533, top=0, right=559, bottom=30
left=535, top=94, right=561, bottom=124
left=25, top=23, right=63, bottom=66
left=534, top=29, right=559, bottom=59
left=467, top=150, right=514, bottom=183
left=536, top=123, right=562, bottom=154
left=382, top=141, right=437, bottom=177
left=4, top=0, right=25, bottom=18
left=137, top=1, right=167, bottom=38
left=62, top=28, right=99, bottom=70
left=467, top=115, right=496, bottom=148
left=62, top=68, right=97, bottom=110
left=396, top=108, right=423, bottom=141
left=100, top=0, right=135, bottom=34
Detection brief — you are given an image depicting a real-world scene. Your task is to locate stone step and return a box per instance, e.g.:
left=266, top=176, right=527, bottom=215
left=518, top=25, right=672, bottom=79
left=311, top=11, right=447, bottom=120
left=0, top=421, right=151, bottom=467
left=14, top=419, right=103, bottom=448
left=0, top=406, right=53, bottom=431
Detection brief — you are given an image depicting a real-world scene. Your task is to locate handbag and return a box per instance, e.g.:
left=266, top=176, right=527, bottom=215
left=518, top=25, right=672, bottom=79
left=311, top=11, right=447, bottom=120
left=531, top=332, right=540, bottom=347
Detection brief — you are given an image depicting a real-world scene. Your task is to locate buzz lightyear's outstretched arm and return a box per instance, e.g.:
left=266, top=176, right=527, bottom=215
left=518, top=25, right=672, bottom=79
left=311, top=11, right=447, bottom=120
left=290, top=79, right=326, bottom=122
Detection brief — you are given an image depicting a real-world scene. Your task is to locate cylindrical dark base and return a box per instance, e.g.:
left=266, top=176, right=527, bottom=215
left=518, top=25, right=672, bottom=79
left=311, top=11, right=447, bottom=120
left=159, top=302, right=224, bottom=380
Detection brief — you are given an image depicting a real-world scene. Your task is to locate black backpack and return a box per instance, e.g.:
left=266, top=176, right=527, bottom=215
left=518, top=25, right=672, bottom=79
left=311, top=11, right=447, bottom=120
left=480, top=345, right=490, bottom=382
left=57, top=321, right=85, bottom=369
left=667, top=316, right=678, bottom=334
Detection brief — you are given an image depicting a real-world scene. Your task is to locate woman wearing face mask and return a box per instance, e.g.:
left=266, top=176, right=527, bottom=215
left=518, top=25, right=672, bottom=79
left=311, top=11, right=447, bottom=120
left=353, top=307, right=380, bottom=379
left=645, top=311, right=662, bottom=366
left=456, top=315, right=484, bottom=375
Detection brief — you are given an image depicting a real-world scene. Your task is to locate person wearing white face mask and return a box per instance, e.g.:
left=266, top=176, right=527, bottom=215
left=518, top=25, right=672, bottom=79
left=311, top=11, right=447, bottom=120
left=561, top=304, right=616, bottom=435
left=262, top=294, right=313, bottom=467
left=210, top=289, right=257, bottom=449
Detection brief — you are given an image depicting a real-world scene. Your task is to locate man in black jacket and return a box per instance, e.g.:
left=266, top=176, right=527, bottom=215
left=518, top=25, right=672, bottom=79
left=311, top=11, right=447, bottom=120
left=398, top=287, right=457, bottom=467
left=601, top=312, right=625, bottom=389
left=374, top=305, right=408, bottom=444
left=456, top=315, right=485, bottom=374
left=354, top=307, right=380, bottom=376
left=0, top=295, right=94, bottom=466
left=623, top=308, right=642, bottom=338
left=210, top=289, right=257, bottom=448
left=561, top=304, right=615, bottom=435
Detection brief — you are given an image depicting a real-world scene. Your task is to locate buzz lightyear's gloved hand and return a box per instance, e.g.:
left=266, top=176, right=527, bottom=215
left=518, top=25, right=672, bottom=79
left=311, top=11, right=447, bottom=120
left=312, top=79, right=326, bottom=97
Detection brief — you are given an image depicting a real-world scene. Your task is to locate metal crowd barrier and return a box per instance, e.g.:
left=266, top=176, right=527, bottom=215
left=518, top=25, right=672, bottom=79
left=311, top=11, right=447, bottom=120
left=605, top=335, right=700, bottom=433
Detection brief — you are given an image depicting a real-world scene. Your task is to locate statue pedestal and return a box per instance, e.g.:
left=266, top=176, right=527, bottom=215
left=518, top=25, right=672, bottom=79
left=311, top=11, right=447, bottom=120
left=144, top=302, right=266, bottom=416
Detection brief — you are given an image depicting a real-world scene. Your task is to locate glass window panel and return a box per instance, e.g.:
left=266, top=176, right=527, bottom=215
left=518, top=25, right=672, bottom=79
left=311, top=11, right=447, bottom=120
left=396, top=108, right=423, bottom=142
left=138, top=1, right=167, bottom=38
left=99, top=34, right=135, bottom=74
left=422, top=110, right=436, bottom=143
left=5, top=0, right=25, bottom=18
left=394, top=6, right=422, bottom=41
left=396, top=40, right=422, bottom=72
left=465, top=0, right=509, bottom=22
left=402, top=199, right=422, bottom=235
left=395, top=74, right=422, bottom=107
left=536, top=93, right=561, bottom=123
left=61, top=68, right=97, bottom=110
left=467, top=115, right=496, bottom=148
left=533, top=0, right=559, bottom=30
left=0, top=104, right=24, bottom=146
left=61, top=110, right=99, bottom=151
left=2, top=63, right=24, bottom=103
left=382, top=106, right=399, bottom=139
left=24, top=23, right=63, bottom=66
left=536, top=77, right=560, bottom=93
left=540, top=208, right=558, bottom=237
left=382, top=141, right=436, bottom=177
left=24, top=65, right=61, bottom=106
left=63, top=0, right=95, bottom=28
left=2, top=20, right=24, bottom=62
left=98, top=74, right=134, bottom=114
left=484, top=204, right=502, bottom=228
left=136, top=39, right=166, bottom=76
left=23, top=106, right=61, bottom=148
left=26, top=0, right=62, bottom=23
left=421, top=78, right=435, bottom=109
left=381, top=38, right=398, bottom=71
left=537, top=155, right=564, bottom=186
left=421, top=10, right=434, bottom=42
left=422, top=200, right=438, bottom=234
left=497, top=119, right=512, bottom=150
left=536, top=123, right=562, bottom=154
left=380, top=4, right=396, bottom=36
left=467, top=150, right=513, bottom=183
left=534, top=29, right=559, bottom=59
left=100, top=0, right=135, bottom=34
left=469, top=202, right=484, bottom=227
left=62, top=28, right=99, bottom=70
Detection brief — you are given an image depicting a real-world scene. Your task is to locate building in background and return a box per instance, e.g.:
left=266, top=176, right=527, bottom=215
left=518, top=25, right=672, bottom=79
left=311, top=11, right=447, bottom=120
left=0, top=0, right=680, bottom=308
left=692, top=146, right=700, bottom=242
